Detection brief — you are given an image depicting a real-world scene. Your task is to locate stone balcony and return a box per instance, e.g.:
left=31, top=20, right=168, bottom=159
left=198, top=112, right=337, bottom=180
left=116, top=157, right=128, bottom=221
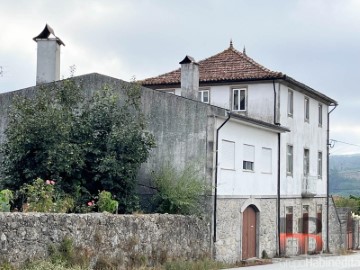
left=301, top=175, right=317, bottom=197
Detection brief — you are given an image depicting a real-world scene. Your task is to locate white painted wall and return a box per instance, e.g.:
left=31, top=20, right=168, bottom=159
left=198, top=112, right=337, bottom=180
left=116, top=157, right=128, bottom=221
left=36, top=39, right=61, bottom=85
left=159, top=80, right=330, bottom=198
left=217, top=119, right=279, bottom=196
left=278, top=84, right=328, bottom=196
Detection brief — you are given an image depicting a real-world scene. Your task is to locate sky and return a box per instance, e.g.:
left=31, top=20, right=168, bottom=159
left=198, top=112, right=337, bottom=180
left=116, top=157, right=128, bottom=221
left=0, top=0, right=359, bottom=155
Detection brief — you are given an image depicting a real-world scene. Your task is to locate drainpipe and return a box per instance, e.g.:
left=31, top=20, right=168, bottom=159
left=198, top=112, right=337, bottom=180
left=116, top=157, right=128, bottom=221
left=326, top=104, right=337, bottom=253
left=277, top=133, right=281, bottom=256
left=273, top=80, right=282, bottom=256
left=213, top=112, right=231, bottom=243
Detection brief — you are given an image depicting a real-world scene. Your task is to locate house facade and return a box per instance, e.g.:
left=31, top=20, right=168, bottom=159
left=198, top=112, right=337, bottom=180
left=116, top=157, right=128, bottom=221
left=142, top=43, right=338, bottom=260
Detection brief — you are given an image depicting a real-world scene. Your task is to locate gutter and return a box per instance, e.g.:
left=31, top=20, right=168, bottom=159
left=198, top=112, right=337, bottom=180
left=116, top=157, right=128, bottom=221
left=326, top=104, right=338, bottom=252
left=213, top=112, right=231, bottom=243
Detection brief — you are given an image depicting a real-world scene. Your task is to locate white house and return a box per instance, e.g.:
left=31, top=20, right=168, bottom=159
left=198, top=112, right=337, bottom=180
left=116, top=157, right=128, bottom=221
left=142, top=42, right=338, bottom=261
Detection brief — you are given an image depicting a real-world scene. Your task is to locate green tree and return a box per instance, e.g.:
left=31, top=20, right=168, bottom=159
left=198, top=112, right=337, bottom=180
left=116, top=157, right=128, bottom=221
left=0, top=79, right=155, bottom=213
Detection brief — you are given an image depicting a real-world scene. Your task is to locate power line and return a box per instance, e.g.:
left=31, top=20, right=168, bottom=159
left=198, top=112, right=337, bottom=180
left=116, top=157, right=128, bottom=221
left=330, top=139, right=360, bottom=148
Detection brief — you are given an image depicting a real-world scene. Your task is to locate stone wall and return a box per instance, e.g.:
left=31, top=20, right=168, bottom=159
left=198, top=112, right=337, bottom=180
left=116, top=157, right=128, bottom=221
left=0, top=213, right=210, bottom=267
left=215, top=197, right=277, bottom=262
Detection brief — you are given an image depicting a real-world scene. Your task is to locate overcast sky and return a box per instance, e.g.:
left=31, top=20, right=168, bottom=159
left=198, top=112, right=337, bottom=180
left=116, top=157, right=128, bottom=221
left=0, top=0, right=359, bottom=155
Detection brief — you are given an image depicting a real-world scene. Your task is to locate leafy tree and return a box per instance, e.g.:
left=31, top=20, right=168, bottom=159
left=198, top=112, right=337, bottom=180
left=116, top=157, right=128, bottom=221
left=0, top=79, right=155, bottom=213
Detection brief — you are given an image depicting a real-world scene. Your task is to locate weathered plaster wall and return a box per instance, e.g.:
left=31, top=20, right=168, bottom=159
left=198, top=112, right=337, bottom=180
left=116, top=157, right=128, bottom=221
left=0, top=213, right=210, bottom=267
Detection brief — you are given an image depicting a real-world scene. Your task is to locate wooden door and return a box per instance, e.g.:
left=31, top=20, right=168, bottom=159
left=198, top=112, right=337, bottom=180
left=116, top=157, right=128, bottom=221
left=301, top=212, right=309, bottom=254
left=242, top=206, right=257, bottom=259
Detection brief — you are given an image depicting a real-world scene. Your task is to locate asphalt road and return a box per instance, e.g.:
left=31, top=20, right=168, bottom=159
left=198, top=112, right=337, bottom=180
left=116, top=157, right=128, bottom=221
left=226, top=252, right=360, bottom=270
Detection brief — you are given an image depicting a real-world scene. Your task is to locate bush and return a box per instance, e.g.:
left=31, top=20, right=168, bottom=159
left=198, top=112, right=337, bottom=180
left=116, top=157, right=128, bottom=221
left=19, top=178, right=74, bottom=213
left=98, top=190, right=118, bottom=213
left=0, top=189, right=13, bottom=212
left=152, top=164, right=210, bottom=215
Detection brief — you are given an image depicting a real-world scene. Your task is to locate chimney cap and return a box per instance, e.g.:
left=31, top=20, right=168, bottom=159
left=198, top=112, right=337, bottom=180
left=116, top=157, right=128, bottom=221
left=33, top=24, right=65, bottom=46
left=179, top=55, right=198, bottom=65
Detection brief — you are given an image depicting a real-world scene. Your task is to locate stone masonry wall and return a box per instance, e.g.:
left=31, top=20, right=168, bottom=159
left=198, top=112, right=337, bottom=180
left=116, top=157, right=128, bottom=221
left=215, top=198, right=277, bottom=262
left=0, top=213, right=210, bottom=267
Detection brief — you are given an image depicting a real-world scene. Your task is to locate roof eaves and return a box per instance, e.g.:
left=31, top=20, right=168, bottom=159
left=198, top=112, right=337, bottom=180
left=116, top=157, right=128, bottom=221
left=283, top=75, right=338, bottom=105
left=228, top=112, right=290, bottom=133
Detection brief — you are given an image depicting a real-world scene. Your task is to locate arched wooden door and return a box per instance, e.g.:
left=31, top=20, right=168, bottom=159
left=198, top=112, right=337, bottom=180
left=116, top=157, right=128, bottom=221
left=242, top=205, right=257, bottom=259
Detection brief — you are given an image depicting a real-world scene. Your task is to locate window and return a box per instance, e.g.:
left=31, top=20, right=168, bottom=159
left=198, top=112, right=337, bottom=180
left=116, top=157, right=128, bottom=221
left=303, top=148, right=310, bottom=176
left=318, top=103, right=323, bottom=126
left=318, top=151, right=323, bottom=178
left=261, top=147, right=272, bottom=174
left=243, top=144, right=254, bottom=171
left=316, top=204, right=322, bottom=233
left=232, top=88, right=246, bottom=111
left=304, top=97, right=310, bottom=122
left=286, top=206, right=293, bottom=234
left=221, top=140, right=235, bottom=170
left=288, top=89, right=293, bottom=116
left=286, top=145, right=293, bottom=175
left=198, top=90, right=209, bottom=103
left=302, top=205, right=309, bottom=234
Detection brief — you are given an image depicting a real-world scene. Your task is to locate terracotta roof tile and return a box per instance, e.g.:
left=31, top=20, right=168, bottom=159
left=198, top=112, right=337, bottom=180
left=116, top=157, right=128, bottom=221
left=141, top=45, right=283, bottom=86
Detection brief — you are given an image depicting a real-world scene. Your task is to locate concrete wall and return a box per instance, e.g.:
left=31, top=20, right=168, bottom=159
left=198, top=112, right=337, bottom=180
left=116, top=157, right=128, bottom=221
left=0, top=213, right=209, bottom=267
left=0, top=73, right=226, bottom=198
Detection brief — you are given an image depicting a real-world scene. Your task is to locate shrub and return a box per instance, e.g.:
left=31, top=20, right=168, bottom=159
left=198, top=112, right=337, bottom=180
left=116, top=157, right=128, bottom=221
left=19, top=178, right=74, bottom=213
left=152, top=164, right=210, bottom=215
left=0, top=189, right=13, bottom=212
left=98, top=190, right=118, bottom=213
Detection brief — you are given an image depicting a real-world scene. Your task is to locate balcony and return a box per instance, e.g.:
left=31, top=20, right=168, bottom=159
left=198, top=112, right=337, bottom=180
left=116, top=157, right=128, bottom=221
left=301, top=175, right=317, bottom=197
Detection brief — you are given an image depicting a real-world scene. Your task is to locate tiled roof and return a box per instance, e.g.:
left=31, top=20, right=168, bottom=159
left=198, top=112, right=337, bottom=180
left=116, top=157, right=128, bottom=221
left=141, top=45, right=284, bottom=86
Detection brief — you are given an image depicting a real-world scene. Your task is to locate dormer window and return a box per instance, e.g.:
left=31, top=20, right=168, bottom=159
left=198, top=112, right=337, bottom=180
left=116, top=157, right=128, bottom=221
left=232, top=88, right=246, bottom=111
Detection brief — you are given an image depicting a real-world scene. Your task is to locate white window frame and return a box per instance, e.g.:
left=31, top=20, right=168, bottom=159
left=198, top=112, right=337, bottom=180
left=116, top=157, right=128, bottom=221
left=243, top=144, right=254, bottom=171
left=232, top=88, right=247, bottom=111
left=198, top=89, right=210, bottom=103
left=318, top=103, right=323, bottom=127
left=304, top=148, right=310, bottom=176
left=318, top=151, right=323, bottom=179
left=261, top=147, right=272, bottom=174
left=304, top=97, right=310, bottom=122
left=286, top=144, right=293, bottom=176
left=288, top=89, right=294, bottom=117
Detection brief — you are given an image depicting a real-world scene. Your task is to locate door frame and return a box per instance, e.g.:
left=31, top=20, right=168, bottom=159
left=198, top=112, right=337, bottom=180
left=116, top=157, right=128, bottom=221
left=240, top=199, right=261, bottom=260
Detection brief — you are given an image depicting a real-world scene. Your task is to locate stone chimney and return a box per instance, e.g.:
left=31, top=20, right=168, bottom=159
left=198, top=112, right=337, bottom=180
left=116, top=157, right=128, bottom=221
left=179, top=55, right=199, bottom=100
left=33, top=24, right=65, bottom=85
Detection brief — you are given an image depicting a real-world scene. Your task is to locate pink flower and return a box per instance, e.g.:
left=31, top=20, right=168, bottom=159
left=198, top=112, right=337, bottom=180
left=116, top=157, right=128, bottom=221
left=87, top=201, right=93, bottom=206
left=50, top=180, right=55, bottom=185
left=45, top=180, right=51, bottom=185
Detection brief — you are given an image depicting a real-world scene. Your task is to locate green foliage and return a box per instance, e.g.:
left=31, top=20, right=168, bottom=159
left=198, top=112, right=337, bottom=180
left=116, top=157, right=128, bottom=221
left=98, top=190, right=119, bottom=213
left=0, top=189, right=13, bottom=212
left=334, top=195, right=360, bottom=214
left=48, top=237, right=90, bottom=269
left=19, top=178, right=74, bottom=213
left=152, top=164, right=209, bottom=215
left=0, top=79, right=155, bottom=213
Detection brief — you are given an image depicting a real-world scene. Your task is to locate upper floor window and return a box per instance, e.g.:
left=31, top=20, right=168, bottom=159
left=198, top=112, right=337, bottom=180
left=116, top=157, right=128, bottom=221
left=288, top=89, right=293, bottom=117
left=198, top=89, right=209, bottom=103
left=232, top=88, right=246, bottom=111
left=243, top=144, right=254, bottom=171
left=304, top=97, right=310, bottom=122
left=318, top=151, right=323, bottom=178
left=221, top=140, right=235, bottom=170
left=318, top=103, right=323, bottom=126
left=303, top=148, right=310, bottom=176
left=286, top=144, right=293, bottom=176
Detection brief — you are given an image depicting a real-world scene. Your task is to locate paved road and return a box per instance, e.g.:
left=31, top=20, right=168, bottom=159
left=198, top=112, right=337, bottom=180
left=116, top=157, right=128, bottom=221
left=226, top=252, right=360, bottom=270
